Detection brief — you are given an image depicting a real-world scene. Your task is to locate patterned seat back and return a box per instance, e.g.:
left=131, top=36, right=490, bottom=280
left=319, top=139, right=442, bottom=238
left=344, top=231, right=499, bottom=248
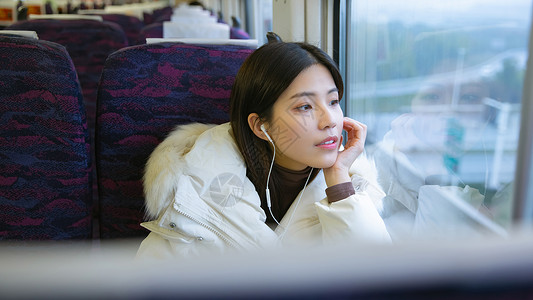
left=151, top=6, right=172, bottom=23
left=97, top=14, right=144, bottom=45
left=7, top=19, right=129, bottom=215
left=137, top=22, right=162, bottom=44
left=230, top=16, right=250, bottom=40
left=143, top=6, right=172, bottom=25
left=6, top=19, right=128, bottom=143
left=96, top=42, right=254, bottom=238
left=0, top=36, right=92, bottom=239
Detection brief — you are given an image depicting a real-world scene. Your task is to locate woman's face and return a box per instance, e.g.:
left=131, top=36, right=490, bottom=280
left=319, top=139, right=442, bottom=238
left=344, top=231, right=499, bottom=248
left=265, top=64, right=344, bottom=171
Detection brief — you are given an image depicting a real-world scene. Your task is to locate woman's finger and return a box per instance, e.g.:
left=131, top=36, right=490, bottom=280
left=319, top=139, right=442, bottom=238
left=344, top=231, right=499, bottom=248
left=343, top=117, right=367, bottom=149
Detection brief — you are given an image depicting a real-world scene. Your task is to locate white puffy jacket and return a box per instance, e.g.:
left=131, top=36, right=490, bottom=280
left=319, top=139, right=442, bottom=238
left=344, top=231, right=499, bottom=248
left=136, top=123, right=391, bottom=259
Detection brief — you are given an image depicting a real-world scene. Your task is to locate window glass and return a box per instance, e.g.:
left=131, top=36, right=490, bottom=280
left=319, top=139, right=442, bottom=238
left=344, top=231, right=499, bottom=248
left=346, top=0, right=532, bottom=240
left=245, top=0, right=272, bottom=45
left=259, top=0, right=273, bottom=44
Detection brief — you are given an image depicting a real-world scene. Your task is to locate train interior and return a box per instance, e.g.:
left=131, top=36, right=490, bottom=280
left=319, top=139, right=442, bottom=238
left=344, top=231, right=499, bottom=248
left=1, top=0, right=533, bottom=298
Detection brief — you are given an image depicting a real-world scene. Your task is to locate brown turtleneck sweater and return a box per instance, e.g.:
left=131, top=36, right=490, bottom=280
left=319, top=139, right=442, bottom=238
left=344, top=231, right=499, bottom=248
left=262, top=164, right=355, bottom=225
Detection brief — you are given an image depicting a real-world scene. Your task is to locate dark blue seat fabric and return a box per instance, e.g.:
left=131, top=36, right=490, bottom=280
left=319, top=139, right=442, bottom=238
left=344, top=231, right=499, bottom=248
left=0, top=36, right=92, bottom=240
left=96, top=42, right=254, bottom=238
left=150, top=6, right=172, bottom=24
left=143, top=6, right=173, bottom=25
left=7, top=19, right=129, bottom=219
left=137, top=22, right=162, bottom=44
left=6, top=19, right=128, bottom=136
left=95, top=14, right=144, bottom=45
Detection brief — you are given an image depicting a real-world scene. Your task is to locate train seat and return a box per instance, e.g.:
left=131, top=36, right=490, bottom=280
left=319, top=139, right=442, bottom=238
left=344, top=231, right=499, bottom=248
left=230, top=16, right=250, bottom=40
left=230, top=27, right=251, bottom=40
left=87, top=13, right=144, bottom=46
left=145, top=37, right=258, bottom=48
left=163, top=21, right=230, bottom=39
left=0, top=36, right=92, bottom=240
left=95, top=42, right=254, bottom=238
left=7, top=18, right=129, bottom=214
left=6, top=17, right=128, bottom=137
left=149, top=6, right=172, bottom=24
left=0, top=30, right=38, bottom=39
left=137, top=22, right=163, bottom=44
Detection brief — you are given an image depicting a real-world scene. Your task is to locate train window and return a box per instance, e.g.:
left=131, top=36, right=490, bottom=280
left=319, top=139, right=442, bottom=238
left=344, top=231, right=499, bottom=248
left=343, top=0, right=532, bottom=239
left=244, top=0, right=272, bottom=44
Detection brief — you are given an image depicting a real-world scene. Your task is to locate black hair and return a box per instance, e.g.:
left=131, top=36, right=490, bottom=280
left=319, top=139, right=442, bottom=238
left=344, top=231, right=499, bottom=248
left=230, top=35, right=344, bottom=208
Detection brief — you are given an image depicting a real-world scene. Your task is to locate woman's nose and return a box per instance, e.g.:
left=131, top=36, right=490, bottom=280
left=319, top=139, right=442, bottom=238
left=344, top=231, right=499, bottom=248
left=317, top=106, right=336, bottom=129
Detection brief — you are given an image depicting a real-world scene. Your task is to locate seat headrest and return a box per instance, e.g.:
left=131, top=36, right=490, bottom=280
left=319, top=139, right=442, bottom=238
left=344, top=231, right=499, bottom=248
left=0, top=30, right=39, bottom=39
left=145, top=38, right=258, bottom=48
left=28, top=14, right=103, bottom=21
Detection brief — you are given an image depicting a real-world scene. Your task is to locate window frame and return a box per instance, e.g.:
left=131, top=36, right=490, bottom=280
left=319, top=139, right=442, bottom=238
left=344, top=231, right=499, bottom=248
left=514, top=4, right=533, bottom=225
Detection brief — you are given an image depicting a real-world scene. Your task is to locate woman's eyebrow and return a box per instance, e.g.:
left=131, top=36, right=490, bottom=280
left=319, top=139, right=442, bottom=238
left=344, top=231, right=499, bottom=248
left=328, top=88, right=339, bottom=94
left=289, top=88, right=339, bottom=99
left=290, top=91, right=315, bottom=99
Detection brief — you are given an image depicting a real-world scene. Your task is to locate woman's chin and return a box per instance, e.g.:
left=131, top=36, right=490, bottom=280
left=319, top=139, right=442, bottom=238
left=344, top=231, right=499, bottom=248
left=310, top=159, right=337, bottom=170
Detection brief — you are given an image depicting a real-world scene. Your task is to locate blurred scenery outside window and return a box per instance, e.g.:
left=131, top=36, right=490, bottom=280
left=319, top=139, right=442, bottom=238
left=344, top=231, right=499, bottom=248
left=346, top=0, right=532, bottom=239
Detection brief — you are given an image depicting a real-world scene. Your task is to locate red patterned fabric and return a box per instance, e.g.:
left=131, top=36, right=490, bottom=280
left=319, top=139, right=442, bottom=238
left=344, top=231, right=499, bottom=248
left=7, top=19, right=128, bottom=136
left=96, top=14, right=144, bottom=45
left=7, top=19, right=129, bottom=215
left=96, top=42, right=253, bottom=238
left=0, top=36, right=92, bottom=239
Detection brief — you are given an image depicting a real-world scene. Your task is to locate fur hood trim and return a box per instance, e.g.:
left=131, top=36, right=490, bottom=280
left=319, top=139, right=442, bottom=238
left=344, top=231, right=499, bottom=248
left=143, top=123, right=215, bottom=219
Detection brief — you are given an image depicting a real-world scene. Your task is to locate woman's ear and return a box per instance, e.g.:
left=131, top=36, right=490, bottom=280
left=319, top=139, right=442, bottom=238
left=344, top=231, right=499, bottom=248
left=248, top=113, right=270, bottom=142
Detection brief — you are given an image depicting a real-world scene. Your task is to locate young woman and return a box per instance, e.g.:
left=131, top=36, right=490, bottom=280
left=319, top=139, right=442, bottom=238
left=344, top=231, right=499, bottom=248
left=137, top=38, right=391, bottom=259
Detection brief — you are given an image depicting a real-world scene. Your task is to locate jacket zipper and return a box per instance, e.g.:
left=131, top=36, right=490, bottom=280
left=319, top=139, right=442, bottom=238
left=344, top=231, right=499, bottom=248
left=173, top=204, right=240, bottom=249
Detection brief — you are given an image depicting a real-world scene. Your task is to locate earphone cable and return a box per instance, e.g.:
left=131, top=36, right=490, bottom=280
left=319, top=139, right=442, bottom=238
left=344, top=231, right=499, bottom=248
left=278, top=167, right=314, bottom=241
left=265, top=140, right=280, bottom=226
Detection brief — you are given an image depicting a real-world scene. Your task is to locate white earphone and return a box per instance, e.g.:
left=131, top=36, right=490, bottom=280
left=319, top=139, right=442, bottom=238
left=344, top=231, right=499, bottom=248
left=260, top=123, right=273, bottom=143
left=260, top=123, right=313, bottom=236
left=261, top=123, right=279, bottom=225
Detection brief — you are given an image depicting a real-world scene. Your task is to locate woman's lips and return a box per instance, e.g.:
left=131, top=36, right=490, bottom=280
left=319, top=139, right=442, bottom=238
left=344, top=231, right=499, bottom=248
left=316, top=136, right=338, bottom=150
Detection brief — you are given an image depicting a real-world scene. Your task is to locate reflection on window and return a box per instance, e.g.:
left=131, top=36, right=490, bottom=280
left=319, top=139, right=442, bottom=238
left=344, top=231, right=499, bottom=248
left=345, top=0, right=531, bottom=240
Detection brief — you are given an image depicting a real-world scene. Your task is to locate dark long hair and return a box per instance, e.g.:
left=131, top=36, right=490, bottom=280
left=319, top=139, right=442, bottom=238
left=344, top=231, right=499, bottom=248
left=230, top=38, right=344, bottom=206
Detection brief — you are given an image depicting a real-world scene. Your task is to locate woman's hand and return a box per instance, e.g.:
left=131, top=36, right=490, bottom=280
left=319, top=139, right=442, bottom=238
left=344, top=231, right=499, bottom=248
left=323, top=117, right=367, bottom=187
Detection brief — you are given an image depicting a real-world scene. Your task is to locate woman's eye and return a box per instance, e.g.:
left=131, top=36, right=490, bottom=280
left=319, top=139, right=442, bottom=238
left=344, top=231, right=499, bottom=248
left=296, top=104, right=312, bottom=111
left=330, top=99, right=340, bottom=106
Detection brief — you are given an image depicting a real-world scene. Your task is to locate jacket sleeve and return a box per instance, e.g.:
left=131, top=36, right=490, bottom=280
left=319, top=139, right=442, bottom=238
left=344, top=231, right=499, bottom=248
left=314, top=174, right=392, bottom=244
